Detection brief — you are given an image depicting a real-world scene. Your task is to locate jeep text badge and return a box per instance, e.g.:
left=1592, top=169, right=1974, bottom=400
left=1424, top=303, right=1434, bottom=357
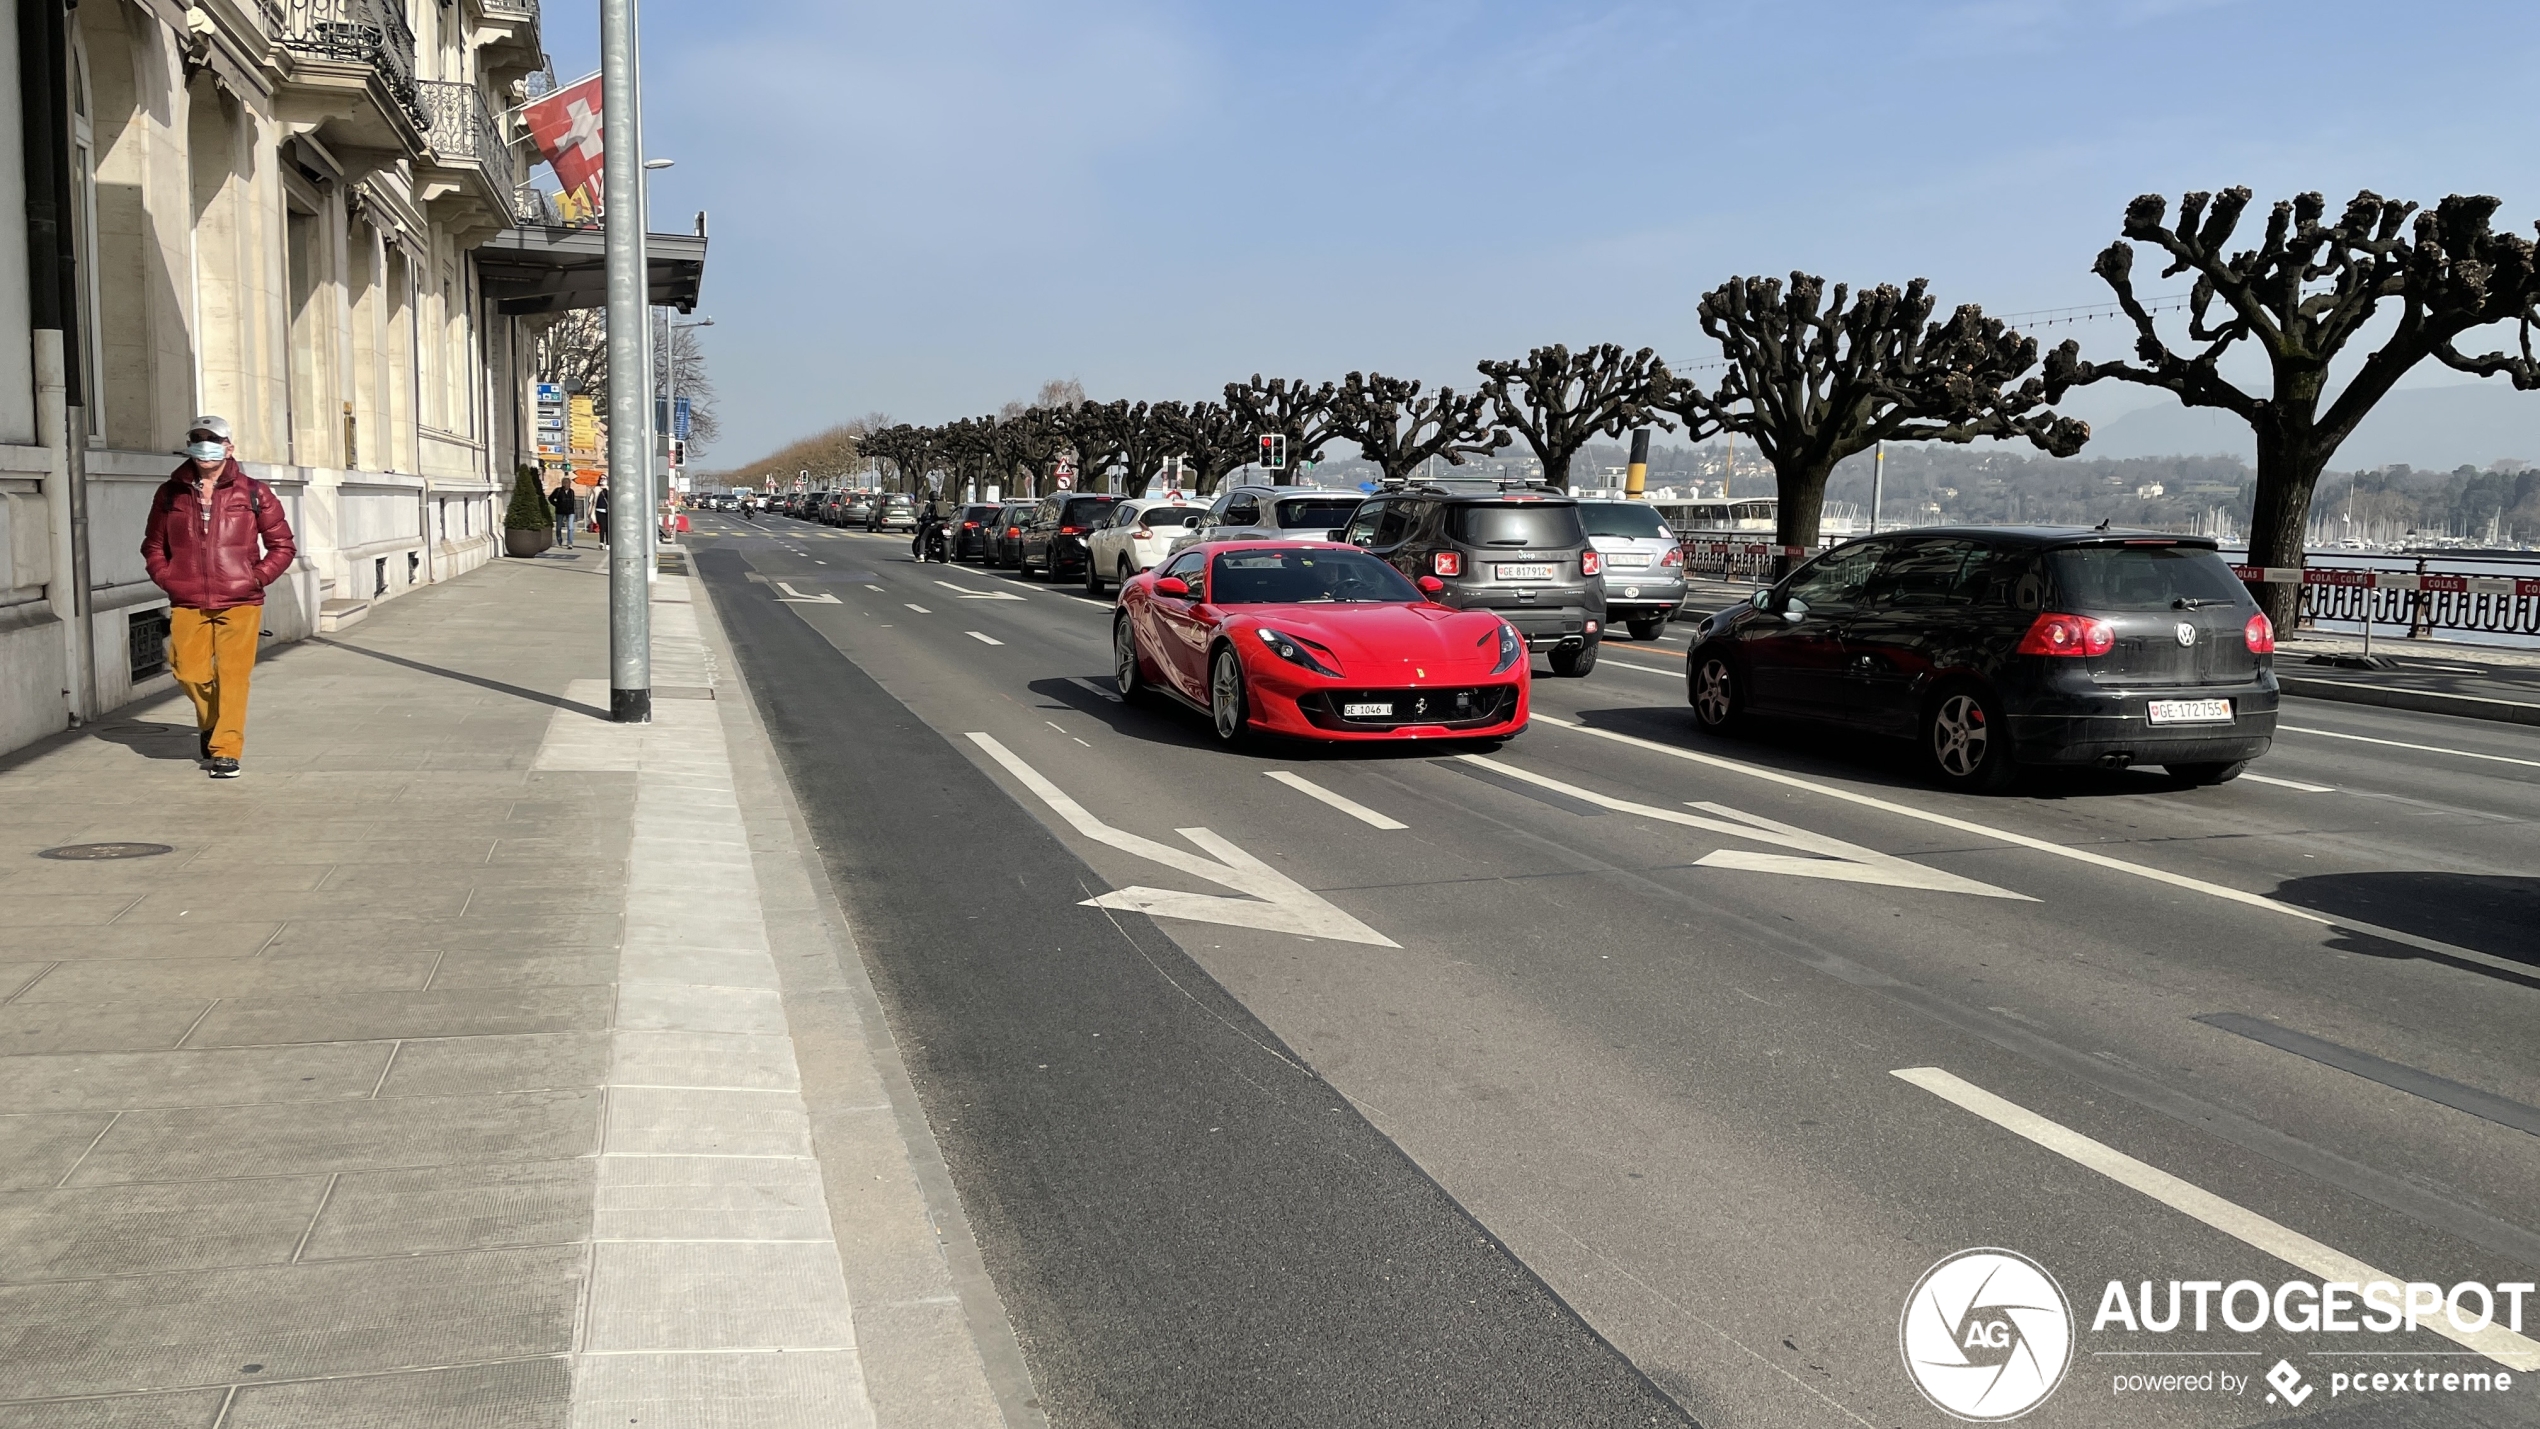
left=1900, top=1248, right=2073, bottom=1421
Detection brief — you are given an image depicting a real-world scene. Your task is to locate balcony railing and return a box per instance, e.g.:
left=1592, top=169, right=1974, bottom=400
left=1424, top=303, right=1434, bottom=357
left=266, top=0, right=422, bottom=125
left=479, top=0, right=539, bottom=21
left=417, top=79, right=511, bottom=175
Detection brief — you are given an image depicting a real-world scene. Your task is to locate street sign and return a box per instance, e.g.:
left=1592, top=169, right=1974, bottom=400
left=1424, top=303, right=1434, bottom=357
left=1054, top=472, right=1074, bottom=491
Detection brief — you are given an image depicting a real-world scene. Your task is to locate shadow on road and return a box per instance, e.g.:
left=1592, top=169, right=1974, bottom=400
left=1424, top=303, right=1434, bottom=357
left=92, top=720, right=201, bottom=763
left=2270, top=871, right=2540, bottom=980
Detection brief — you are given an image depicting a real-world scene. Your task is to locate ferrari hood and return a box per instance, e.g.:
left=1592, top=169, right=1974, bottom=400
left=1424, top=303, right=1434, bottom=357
left=1239, top=603, right=1507, bottom=676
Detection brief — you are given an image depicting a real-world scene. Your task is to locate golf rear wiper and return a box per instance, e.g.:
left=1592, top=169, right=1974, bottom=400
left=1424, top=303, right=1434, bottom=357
left=2171, top=596, right=2226, bottom=609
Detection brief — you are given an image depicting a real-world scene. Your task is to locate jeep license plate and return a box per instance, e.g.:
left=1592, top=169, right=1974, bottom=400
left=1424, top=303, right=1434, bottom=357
left=1495, top=563, right=1556, bottom=581
left=1343, top=702, right=1393, bottom=718
left=2146, top=698, right=2233, bottom=725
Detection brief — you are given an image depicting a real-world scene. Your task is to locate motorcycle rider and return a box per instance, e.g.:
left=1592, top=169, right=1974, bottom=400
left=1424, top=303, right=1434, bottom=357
left=913, top=493, right=948, bottom=561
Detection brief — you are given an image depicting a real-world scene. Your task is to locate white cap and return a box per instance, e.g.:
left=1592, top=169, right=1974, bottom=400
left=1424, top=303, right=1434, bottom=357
left=187, top=415, right=232, bottom=441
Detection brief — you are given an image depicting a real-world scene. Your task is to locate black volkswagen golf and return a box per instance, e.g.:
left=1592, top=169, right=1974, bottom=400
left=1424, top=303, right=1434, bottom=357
left=1683, top=527, right=2278, bottom=791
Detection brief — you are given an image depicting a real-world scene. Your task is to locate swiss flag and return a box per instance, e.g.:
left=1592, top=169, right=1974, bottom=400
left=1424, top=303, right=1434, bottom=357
left=522, top=72, right=605, bottom=213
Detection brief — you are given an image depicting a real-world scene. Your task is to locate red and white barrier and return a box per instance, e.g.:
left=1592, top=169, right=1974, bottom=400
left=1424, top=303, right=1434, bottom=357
left=2231, top=565, right=2540, bottom=597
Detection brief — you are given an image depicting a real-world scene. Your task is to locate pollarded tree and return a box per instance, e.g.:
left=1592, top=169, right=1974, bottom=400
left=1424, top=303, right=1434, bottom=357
left=1224, top=376, right=1341, bottom=485
left=1474, top=343, right=1670, bottom=489
left=990, top=406, right=1065, bottom=498
left=1054, top=401, right=1126, bottom=494
left=1112, top=400, right=1187, bottom=496
left=1154, top=400, right=1255, bottom=494
left=1686, top=274, right=2087, bottom=565
left=2048, top=189, right=2540, bottom=627
left=858, top=424, right=927, bottom=492
left=1327, top=372, right=1509, bottom=483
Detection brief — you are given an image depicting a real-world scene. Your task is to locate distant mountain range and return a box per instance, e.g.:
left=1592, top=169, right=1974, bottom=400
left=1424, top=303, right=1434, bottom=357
left=2088, top=383, right=2540, bottom=470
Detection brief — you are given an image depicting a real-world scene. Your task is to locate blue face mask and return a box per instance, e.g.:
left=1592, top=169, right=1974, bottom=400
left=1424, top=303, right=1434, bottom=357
left=185, top=440, right=225, bottom=463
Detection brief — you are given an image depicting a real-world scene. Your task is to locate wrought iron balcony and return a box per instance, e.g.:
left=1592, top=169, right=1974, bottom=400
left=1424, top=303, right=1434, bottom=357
left=266, top=0, right=422, bottom=125
left=478, top=0, right=539, bottom=21
left=417, top=79, right=511, bottom=174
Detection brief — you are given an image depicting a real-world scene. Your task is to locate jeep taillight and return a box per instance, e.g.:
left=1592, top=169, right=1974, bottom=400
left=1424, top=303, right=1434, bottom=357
left=2244, top=612, right=2275, bottom=654
left=1434, top=551, right=1462, bottom=577
left=2016, top=612, right=2115, bottom=657
left=1580, top=550, right=1603, bottom=577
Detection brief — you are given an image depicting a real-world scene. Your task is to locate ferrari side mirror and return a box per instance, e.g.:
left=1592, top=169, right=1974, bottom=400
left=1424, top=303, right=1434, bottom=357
left=1416, top=575, right=1445, bottom=598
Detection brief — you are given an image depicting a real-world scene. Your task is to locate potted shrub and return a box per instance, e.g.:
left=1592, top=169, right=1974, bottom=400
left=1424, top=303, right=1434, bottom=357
left=503, top=465, right=554, bottom=557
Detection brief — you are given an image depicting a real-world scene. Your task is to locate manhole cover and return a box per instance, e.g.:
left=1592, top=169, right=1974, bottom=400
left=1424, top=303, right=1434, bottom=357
left=38, top=842, right=173, bottom=861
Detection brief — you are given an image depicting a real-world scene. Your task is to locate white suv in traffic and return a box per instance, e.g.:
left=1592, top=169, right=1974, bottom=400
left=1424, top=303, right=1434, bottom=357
left=1085, top=498, right=1209, bottom=595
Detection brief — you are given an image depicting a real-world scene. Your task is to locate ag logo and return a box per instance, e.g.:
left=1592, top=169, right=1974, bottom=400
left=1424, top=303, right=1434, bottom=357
left=1900, top=1248, right=2073, bottom=1421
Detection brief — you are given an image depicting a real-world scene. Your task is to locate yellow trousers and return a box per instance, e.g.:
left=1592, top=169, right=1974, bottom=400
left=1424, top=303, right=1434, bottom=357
left=168, top=605, right=262, bottom=759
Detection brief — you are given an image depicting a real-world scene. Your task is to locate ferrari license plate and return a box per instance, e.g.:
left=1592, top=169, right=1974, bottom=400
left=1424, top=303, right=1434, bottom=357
left=1343, top=702, right=1394, bottom=718
left=2147, top=698, right=2233, bottom=725
left=1495, top=563, right=1556, bottom=582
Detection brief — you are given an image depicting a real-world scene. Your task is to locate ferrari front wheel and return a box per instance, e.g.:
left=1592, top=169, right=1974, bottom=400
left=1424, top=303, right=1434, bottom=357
left=1114, top=617, right=1150, bottom=704
left=1209, top=647, right=1252, bottom=747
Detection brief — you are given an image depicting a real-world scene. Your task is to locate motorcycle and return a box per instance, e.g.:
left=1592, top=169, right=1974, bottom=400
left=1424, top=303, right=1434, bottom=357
left=916, top=518, right=951, bottom=563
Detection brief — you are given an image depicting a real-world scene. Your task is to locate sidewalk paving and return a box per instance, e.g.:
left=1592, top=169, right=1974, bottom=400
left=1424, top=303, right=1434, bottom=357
left=2275, top=628, right=2540, bottom=727
left=0, top=552, right=1025, bottom=1428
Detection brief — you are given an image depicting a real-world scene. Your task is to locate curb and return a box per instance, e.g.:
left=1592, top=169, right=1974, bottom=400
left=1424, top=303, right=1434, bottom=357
left=2278, top=675, right=2540, bottom=728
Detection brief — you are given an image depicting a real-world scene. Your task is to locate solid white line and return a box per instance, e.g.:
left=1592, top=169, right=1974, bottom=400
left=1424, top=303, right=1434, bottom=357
left=1892, top=1067, right=2540, bottom=1371
left=966, top=631, right=1003, bottom=645
left=905, top=603, right=931, bottom=614
left=2240, top=773, right=2336, bottom=793
left=2282, top=724, right=2540, bottom=771
left=1532, top=715, right=2525, bottom=976
left=1264, top=770, right=1409, bottom=829
left=1600, top=658, right=1682, bottom=678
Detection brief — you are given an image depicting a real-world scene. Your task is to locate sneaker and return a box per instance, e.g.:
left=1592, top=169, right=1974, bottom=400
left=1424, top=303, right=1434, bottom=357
left=208, top=758, right=241, bottom=779
left=198, top=729, right=212, bottom=760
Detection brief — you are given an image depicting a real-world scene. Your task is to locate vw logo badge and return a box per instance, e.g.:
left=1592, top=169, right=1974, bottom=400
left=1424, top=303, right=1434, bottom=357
left=2174, top=622, right=2197, bottom=647
left=1900, top=1248, right=2072, bottom=1421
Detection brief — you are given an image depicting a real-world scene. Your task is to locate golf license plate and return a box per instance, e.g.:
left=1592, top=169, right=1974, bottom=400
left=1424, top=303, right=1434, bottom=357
left=1495, top=562, right=1556, bottom=582
left=2146, top=698, right=2233, bottom=726
left=1343, top=702, right=1394, bottom=718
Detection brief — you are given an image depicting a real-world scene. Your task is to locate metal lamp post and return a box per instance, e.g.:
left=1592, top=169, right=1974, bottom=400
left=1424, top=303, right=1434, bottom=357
left=602, top=0, right=653, bottom=720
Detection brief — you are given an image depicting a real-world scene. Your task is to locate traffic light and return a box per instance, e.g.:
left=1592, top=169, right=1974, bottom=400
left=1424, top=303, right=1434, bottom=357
left=1260, top=433, right=1286, bottom=469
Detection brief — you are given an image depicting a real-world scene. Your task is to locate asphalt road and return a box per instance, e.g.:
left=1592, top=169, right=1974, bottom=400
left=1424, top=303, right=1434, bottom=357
left=692, top=513, right=2540, bottom=1429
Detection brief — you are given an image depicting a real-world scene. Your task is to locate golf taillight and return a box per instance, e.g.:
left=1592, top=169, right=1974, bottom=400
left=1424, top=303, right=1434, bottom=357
left=1004, top=526, right=1020, bottom=537
left=1433, top=551, right=1462, bottom=577
left=2016, top=612, right=2115, bottom=657
left=1581, top=550, right=1603, bottom=577
left=1659, top=546, right=1684, bottom=568
left=2244, top=611, right=2275, bottom=654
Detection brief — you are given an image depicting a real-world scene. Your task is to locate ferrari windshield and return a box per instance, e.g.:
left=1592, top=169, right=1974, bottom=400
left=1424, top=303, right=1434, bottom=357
left=1211, top=549, right=1420, bottom=604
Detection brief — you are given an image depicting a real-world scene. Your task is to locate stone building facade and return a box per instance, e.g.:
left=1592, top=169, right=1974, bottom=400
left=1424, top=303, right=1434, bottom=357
left=0, top=0, right=551, bottom=757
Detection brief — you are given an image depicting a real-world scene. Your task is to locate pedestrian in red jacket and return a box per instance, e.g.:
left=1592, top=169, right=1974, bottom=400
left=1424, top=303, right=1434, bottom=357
left=139, top=415, right=296, bottom=778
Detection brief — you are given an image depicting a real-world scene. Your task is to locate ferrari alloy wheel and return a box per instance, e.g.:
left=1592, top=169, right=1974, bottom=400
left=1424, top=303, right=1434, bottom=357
left=1209, top=648, right=1250, bottom=745
left=1114, top=618, right=1146, bottom=703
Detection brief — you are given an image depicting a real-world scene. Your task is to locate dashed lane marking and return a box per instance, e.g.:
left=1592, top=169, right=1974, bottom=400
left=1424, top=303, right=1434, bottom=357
left=906, top=603, right=932, bottom=614
left=966, top=631, right=1003, bottom=646
left=1265, top=771, right=1408, bottom=830
left=1530, top=714, right=2525, bottom=978
left=1894, top=1066, right=2540, bottom=1371
left=2241, top=773, right=2335, bottom=792
left=1066, top=676, right=1122, bottom=704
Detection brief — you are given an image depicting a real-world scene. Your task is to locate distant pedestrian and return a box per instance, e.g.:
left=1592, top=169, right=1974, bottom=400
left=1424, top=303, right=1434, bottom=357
left=593, top=484, right=610, bottom=542
left=140, top=415, right=295, bottom=779
left=548, top=479, right=578, bottom=548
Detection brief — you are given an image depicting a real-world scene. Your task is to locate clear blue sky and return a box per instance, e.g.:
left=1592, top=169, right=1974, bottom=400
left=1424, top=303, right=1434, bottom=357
left=540, top=1, right=2540, bottom=465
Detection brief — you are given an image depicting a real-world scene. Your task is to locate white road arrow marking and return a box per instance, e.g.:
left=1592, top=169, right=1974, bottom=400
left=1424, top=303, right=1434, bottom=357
left=775, top=582, right=839, bottom=604
left=1459, top=756, right=2032, bottom=900
left=937, top=581, right=1026, bottom=601
left=969, top=733, right=1397, bottom=946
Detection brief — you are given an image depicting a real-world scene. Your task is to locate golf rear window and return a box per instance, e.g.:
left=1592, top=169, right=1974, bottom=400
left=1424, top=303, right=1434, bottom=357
left=2049, top=546, right=2245, bottom=611
left=1273, top=496, right=1362, bottom=529
left=1452, top=503, right=1586, bottom=548
left=1576, top=502, right=1671, bottom=539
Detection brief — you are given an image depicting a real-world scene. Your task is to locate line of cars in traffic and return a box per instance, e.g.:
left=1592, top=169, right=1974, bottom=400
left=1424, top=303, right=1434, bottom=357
left=763, top=478, right=2281, bottom=790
